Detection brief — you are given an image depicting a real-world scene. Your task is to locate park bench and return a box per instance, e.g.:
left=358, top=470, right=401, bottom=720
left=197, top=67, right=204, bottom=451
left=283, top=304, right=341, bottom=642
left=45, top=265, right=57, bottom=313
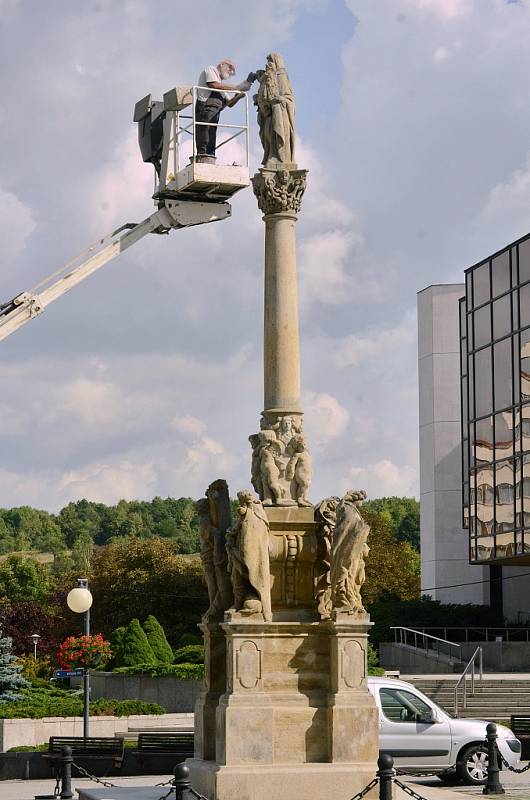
left=510, top=715, right=530, bottom=760
left=132, top=732, right=194, bottom=765
left=45, top=736, right=125, bottom=768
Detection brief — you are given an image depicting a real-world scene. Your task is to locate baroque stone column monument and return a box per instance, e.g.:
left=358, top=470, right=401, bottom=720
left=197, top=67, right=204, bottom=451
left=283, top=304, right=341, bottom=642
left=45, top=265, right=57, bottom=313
left=187, top=53, right=379, bottom=800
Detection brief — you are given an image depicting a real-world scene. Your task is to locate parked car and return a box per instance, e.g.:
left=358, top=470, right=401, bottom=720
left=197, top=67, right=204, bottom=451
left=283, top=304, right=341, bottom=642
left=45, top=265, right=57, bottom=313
left=367, top=676, right=521, bottom=785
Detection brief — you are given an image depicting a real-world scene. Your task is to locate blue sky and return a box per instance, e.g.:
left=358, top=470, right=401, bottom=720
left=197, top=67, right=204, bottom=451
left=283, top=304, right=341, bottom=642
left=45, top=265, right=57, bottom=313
left=1, top=0, right=530, bottom=510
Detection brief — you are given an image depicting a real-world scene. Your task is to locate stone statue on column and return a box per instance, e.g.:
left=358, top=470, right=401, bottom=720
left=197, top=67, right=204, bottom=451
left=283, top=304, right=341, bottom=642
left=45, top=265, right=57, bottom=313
left=330, top=490, right=370, bottom=615
left=196, top=479, right=234, bottom=621
left=255, top=52, right=296, bottom=169
left=226, top=490, right=272, bottom=621
left=314, top=495, right=340, bottom=619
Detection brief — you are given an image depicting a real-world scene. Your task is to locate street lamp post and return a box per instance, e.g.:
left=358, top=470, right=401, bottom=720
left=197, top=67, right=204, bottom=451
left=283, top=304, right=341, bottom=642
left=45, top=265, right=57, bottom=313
left=66, top=578, right=93, bottom=738
left=31, top=633, right=40, bottom=660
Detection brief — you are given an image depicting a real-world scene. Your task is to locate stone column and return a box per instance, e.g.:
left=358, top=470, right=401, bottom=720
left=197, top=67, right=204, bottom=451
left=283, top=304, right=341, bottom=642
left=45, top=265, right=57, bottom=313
left=252, top=167, right=307, bottom=422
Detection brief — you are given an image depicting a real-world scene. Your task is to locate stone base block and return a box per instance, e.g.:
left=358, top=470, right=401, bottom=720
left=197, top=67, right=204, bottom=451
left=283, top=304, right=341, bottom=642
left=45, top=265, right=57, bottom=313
left=186, top=758, right=379, bottom=800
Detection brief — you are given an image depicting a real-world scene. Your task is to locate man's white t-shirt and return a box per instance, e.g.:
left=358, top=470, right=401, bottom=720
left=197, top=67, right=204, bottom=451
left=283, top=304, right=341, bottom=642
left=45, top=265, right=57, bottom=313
left=197, top=66, right=228, bottom=102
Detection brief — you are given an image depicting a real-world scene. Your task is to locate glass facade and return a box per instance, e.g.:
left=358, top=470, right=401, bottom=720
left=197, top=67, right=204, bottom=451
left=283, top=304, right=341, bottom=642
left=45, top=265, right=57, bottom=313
left=461, top=234, right=530, bottom=564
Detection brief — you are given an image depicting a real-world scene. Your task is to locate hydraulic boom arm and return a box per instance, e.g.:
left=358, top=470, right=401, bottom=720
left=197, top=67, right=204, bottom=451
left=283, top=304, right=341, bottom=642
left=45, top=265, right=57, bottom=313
left=0, top=199, right=230, bottom=343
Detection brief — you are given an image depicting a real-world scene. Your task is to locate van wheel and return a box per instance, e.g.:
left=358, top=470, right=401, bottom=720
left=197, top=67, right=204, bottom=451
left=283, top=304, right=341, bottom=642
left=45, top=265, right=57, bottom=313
left=456, top=744, right=488, bottom=785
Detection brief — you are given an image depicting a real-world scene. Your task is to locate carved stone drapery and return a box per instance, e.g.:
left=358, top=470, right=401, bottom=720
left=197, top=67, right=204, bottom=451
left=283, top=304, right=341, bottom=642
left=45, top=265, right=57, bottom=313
left=252, top=168, right=307, bottom=216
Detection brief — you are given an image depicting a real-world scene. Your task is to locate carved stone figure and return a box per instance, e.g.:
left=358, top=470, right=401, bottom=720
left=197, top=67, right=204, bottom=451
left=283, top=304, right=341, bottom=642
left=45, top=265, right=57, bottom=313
left=255, top=52, right=296, bottom=169
left=260, top=439, right=286, bottom=506
left=249, top=433, right=263, bottom=498
left=285, top=434, right=312, bottom=506
left=314, top=496, right=340, bottom=619
left=226, top=490, right=272, bottom=621
left=196, top=479, right=234, bottom=621
left=330, top=490, right=370, bottom=615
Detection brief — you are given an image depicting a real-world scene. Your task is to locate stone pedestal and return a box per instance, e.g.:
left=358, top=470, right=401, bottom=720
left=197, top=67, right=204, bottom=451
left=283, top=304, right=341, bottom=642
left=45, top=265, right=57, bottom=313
left=189, top=612, right=378, bottom=800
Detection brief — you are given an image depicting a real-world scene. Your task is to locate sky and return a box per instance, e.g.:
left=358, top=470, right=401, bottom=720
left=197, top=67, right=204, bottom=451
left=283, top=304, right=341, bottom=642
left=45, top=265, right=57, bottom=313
left=2, top=0, right=530, bottom=512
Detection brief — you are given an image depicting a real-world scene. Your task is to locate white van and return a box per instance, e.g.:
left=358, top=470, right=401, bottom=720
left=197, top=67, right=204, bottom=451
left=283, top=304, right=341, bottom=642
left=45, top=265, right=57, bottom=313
left=367, top=676, right=522, bottom=785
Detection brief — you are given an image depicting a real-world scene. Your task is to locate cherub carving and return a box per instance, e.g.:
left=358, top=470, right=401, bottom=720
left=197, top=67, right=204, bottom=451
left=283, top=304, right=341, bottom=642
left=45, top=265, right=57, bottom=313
left=285, top=434, right=312, bottom=506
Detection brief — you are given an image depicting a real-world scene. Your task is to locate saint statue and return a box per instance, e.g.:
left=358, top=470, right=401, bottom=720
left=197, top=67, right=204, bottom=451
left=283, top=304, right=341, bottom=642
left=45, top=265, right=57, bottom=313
left=196, top=479, right=234, bottom=621
left=330, top=490, right=370, bottom=614
left=226, top=490, right=272, bottom=621
left=255, top=52, right=296, bottom=168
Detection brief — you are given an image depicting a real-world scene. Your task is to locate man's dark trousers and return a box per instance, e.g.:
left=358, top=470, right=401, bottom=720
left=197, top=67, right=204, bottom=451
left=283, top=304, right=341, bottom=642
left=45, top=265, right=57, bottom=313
left=195, top=94, right=224, bottom=157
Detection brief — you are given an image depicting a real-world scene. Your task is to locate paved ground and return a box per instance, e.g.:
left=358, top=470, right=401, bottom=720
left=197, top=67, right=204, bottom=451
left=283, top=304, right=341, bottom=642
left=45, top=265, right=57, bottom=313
left=2, top=770, right=529, bottom=800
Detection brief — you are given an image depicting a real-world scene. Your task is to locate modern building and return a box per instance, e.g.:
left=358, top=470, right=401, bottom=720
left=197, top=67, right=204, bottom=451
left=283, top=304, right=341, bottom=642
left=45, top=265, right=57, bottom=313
left=418, top=285, right=488, bottom=607
left=418, top=243, right=530, bottom=619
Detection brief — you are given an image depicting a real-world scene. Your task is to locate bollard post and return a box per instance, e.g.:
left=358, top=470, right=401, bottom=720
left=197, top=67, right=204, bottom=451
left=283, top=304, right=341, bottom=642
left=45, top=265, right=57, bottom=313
left=378, top=752, right=394, bottom=800
left=59, top=746, right=74, bottom=800
left=174, top=761, right=191, bottom=800
left=483, top=723, right=505, bottom=795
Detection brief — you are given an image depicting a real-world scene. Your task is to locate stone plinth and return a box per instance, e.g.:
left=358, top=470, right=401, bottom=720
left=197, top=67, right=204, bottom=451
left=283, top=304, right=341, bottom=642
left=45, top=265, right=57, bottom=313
left=188, top=612, right=378, bottom=800
left=267, top=506, right=318, bottom=608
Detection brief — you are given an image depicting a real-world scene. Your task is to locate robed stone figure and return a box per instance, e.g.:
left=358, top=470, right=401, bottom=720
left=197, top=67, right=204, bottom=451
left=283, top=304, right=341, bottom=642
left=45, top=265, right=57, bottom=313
left=256, top=52, right=296, bottom=168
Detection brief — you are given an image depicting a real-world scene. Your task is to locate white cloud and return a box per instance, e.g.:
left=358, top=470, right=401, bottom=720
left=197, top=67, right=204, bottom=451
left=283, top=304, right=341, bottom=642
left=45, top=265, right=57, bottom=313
left=0, top=188, right=36, bottom=262
left=171, top=414, right=208, bottom=437
left=335, top=312, right=416, bottom=368
left=341, top=459, right=418, bottom=499
left=303, top=391, right=350, bottom=444
left=406, top=0, right=471, bottom=20
left=478, top=151, right=530, bottom=244
left=59, top=460, right=157, bottom=504
left=61, top=379, right=122, bottom=425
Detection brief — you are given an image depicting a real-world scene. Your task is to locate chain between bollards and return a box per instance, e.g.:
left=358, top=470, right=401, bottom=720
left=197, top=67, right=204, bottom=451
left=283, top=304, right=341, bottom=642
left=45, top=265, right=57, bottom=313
left=483, top=722, right=505, bottom=795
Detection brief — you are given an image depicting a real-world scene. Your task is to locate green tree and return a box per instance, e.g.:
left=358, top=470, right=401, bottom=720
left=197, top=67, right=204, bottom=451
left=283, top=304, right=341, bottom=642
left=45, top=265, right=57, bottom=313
left=109, top=626, right=127, bottom=669
left=118, top=619, right=157, bottom=667
left=361, top=509, right=420, bottom=607
left=363, top=497, right=420, bottom=551
left=89, top=538, right=207, bottom=645
left=71, top=531, right=94, bottom=575
left=0, top=630, right=28, bottom=703
left=143, top=615, right=174, bottom=664
left=0, top=556, right=53, bottom=603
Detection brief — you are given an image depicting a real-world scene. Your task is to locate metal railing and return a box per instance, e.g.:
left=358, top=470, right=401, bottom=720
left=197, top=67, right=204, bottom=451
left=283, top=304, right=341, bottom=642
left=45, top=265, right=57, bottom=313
left=454, top=645, right=483, bottom=716
left=405, top=626, right=530, bottom=642
left=390, top=626, right=462, bottom=662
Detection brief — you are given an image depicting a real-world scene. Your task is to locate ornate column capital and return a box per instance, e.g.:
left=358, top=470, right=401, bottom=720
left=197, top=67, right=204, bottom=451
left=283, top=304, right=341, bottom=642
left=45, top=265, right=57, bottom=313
left=252, top=168, right=307, bottom=216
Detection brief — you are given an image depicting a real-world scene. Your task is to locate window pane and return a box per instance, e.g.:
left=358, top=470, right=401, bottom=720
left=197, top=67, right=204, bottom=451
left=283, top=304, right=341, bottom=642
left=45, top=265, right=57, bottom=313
left=514, top=334, right=521, bottom=403
left=474, top=305, right=491, bottom=348
left=466, top=270, right=473, bottom=310
left=512, top=290, right=519, bottom=331
left=520, top=283, right=530, bottom=328
left=493, top=295, right=511, bottom=340
left=476, top=535, right=494, bottom=560
left=493, top=338, right=512, bottom=410
left=475, top=347, right=493, bottom=418
left=522, top=406, right=530, bottom=459
left=519, top=238, right=530, bottom=285
left=475, top=417, right=494, bottom=463
left=460, top=298, right=466, bottom=335
left=512, top=247, right=518, bottom=288
left=495, top=412, right=513, bottom=461
left=379, top=688, right=433, bottom=723
left=495, top=532, right=515, bottom=557
left=461, top=338, right=468, bottom=374
left=492, top=250, right=510, bottom=298
left=521, top=330, right=530, bottom=402
left=469, top=355, right=475, bottom=418
left=473, top=263, right=491, bottom=306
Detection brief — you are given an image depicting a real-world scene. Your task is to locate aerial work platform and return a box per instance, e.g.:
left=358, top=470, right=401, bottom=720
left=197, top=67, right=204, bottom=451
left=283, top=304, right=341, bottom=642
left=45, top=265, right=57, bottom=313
left=134, top=85, right=250, bottom=204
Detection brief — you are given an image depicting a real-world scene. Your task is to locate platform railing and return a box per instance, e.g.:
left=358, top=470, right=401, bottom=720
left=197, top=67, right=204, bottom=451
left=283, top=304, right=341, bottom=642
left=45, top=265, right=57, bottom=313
left=390, top=626, right=462, bottom=662
left=454, top=645, right=483, bottom=716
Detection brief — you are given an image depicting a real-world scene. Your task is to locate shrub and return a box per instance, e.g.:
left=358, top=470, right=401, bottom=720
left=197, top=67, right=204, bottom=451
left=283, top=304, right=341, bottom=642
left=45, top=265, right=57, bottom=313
left=143, top=615, right=173, bottom=664
left=118, top=619, right=156, bottom=667
left=108, top=626, right=126, bottom=670
left=0, top=630, right=28, bottom=703
left=173, top=644, right=204, bottom=665
left=90, top=698, right=165, bottom=716
left=17, top=654, right=54, bottom=682
left=114, top=662, right=204, bottom=679
left=367, top=643, right=384, bottom=676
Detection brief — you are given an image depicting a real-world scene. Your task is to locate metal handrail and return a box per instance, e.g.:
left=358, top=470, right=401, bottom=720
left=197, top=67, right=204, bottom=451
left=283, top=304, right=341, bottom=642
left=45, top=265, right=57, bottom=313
left=390, top=626, right=462, bottom=662
left=404, top=626, right=530, bottom=642
left=454, top=646, right=483, bottom=716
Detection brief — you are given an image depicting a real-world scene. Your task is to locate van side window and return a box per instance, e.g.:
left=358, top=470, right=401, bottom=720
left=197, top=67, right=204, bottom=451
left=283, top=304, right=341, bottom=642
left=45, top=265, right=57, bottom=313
left=379, top=687, right=433, bottom=723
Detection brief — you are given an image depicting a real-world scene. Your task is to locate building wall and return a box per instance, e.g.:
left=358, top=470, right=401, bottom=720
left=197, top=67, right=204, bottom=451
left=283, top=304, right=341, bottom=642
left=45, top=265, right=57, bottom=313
left=417, top=284, right=488, bottom=605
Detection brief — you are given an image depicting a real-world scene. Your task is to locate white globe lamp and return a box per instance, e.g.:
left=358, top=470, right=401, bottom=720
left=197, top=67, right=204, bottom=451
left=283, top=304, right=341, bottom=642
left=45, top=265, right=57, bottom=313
left=67, top=586, right=93, bottom=613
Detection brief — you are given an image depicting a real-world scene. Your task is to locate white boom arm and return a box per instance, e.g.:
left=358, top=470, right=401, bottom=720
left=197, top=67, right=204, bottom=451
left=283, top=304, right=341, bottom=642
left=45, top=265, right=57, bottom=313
left=0, top=199, right=230, bottom=342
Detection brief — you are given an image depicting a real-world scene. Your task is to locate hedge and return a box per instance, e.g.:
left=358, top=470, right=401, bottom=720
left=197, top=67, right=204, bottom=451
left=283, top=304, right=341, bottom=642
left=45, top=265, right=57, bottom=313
left=113, top=662, right=204, bottom=679
left=0, top=685, right=166, bottom=718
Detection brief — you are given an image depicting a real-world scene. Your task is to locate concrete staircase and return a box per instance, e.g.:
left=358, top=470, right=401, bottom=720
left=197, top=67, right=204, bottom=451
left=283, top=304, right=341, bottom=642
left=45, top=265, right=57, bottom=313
left=403, top=675, right=530, bottom=722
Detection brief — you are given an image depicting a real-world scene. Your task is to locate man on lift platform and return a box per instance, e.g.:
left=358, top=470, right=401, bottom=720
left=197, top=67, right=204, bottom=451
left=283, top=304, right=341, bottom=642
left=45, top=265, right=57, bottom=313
left=195, top=59, right=257, bottom=161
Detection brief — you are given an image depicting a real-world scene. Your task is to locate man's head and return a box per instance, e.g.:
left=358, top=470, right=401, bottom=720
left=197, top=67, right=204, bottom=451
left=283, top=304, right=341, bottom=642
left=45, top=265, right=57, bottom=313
left=218, top=59, right=236, bottom=80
